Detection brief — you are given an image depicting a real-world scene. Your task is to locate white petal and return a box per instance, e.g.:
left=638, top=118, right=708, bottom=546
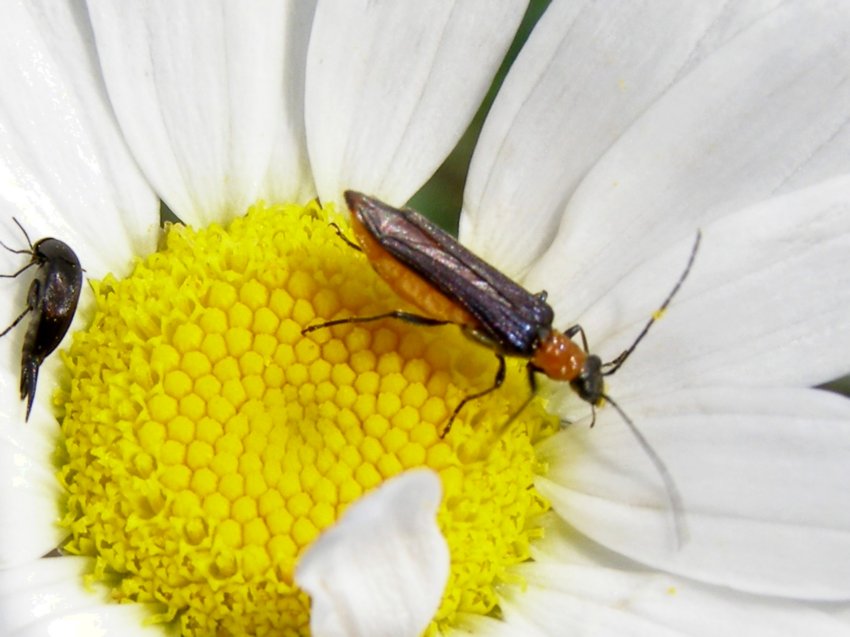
left=295, top=470, right=448, bottom=637
left=462, top=0, right=783, bottom=275
left=0, top=1, right=158, bottom=278
left=575, top=176, right=850, bottom=392
left=0, top=412, right=64, bottom=566
left=87, top=0, right=296, bottom=225
left=537, top=386, right=850, bottom=599
left=306, top=0, right=525, bottom=208
left=490, top=561, right=850, bottom=637
left=0, top=556, right=161, bottom=636
left=262, top=2, right=318, bottom=205
left=524, top=2, right=850, bottom=316
left=529, top=511, right=654, bottom=572
left=454, top=611, right=547, bottom=637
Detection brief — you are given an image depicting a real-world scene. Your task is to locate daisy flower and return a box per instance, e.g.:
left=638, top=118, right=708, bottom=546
left=2, top=1, right=850, bottom=636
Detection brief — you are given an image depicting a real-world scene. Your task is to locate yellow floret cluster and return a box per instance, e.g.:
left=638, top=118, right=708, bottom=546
left=57, top=200, right=558, bottom=636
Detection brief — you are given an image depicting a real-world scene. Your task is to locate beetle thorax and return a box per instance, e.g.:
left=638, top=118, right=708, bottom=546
left=530, top=329, right=585, bottom=381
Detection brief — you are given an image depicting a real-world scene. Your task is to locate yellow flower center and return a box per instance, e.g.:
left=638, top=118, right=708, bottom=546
left=57, top=200, right=559, bottom=636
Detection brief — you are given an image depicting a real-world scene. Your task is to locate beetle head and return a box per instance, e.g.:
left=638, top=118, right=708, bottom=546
left=570, top=354, right=604, bottom=405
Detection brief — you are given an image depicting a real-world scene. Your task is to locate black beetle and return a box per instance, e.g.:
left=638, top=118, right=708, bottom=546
left=0, top=218, right=82, bottom=420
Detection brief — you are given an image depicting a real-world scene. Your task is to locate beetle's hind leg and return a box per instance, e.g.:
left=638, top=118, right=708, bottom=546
left=0, top=306, right=32, bottom=338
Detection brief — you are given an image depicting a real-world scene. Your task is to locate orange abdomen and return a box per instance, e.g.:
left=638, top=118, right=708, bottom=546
left=351, top=215, right=477, bottom=327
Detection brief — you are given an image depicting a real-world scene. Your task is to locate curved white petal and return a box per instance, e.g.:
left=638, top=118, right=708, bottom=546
left=572, top=176, right=850, bottom=393
left=0, top=556, right=161, bottom=636
left=0, top=409, right=64, bottom=566
left=529, top=511, right=654, bottom=571
left=523, top=2, right=850, bottom=316
left=462, top=0, right=784, bottom=276
left=486, top=561, right=850, bottom=637
left=0, top=1, right=159, bottom=277
left=537, top=386, right=850, bottom=600
left=306, top=0, right=526, bottom=209
left=87, top=0, right=298, bottom=225
left=295, top=470, right=448, bottom=637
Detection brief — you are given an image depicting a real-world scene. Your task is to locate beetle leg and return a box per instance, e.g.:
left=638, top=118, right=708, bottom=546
left=329, top=223, right=362, bottom=252
left=26, top=277, right=42, bottom=309
left=0, top=306, right=32, bottom=338
left=488, top=363, right=540, bottom=433
left=0, top=259, right=37, bottom=279
left=440, top=353, right=506, bottom=438
left=526, top=363, right=538, bottom=392
left=302, top=310, right=457, bottom=335
left=564, top=323, right=590, bottom=352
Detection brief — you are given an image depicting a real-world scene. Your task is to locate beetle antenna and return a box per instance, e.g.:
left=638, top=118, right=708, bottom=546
left=602, top=393, right=687, bottom=548
left=12, top=217, right=34, bottom=251
left=1, top=218, right=34, bottom=255
left=603, top=231, right=701, bottom=376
